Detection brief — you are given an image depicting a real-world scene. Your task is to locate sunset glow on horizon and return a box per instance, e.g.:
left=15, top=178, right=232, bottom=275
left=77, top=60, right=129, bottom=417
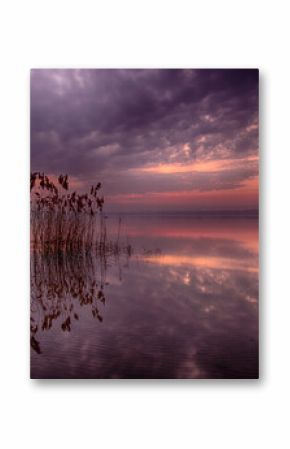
left=31, top=69, right=259, bottom=213
left=107, top=175, right=258, bottom=211
left=133, top=155, right=258, bottom=175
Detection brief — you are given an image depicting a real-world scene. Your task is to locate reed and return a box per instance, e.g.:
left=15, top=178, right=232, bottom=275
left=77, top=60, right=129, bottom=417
left=31, top=172, right=105, bottom=253
left=30, top=172, right=135, bottom=353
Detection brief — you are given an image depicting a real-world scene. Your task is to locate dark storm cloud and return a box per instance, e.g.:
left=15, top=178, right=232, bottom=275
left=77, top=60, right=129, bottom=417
left=31, top=69, right=258, bottom=193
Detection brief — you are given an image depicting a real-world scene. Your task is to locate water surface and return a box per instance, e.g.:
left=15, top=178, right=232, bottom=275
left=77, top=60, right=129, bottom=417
left=31, top=214, right=259, bottom=379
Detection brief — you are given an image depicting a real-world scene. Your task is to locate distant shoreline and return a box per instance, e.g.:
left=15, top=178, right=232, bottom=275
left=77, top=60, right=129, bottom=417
left=106, top=209, right=259, bottom=218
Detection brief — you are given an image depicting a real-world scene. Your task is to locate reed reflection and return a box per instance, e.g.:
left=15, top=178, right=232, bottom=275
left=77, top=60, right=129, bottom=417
left=30, top=246, right=132, bottom=355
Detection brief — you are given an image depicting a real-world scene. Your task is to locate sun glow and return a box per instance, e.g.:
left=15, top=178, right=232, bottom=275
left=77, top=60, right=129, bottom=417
left=107, top=175, right=259, bottom=210
left=134, top=156, right=258, bottom=175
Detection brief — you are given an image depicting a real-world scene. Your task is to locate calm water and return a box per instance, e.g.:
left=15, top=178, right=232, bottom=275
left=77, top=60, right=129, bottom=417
left=30, top=214, right=259, bottom=379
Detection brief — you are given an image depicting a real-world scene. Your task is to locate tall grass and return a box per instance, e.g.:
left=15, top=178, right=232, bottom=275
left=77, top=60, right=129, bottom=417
left=30, top=172, right=134, bottom=353
left=31, top=172, right=105, bottom=252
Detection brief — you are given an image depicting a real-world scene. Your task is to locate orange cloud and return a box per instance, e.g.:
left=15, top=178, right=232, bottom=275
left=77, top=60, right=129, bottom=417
left=133, top=156, right=258, bottom=175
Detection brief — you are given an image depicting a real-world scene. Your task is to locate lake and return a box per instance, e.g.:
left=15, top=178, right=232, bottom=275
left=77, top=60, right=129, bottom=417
left=30, top=213, right=259, bottom=379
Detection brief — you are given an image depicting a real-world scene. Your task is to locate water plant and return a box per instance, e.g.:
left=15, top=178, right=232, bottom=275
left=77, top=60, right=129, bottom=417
left=30, top=172, right=105, bottom=253
left=30, top=172, right=134, bottom=354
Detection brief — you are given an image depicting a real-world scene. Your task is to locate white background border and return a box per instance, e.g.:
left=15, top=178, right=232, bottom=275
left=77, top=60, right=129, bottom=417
left=0, top=1, right=289, bottom=448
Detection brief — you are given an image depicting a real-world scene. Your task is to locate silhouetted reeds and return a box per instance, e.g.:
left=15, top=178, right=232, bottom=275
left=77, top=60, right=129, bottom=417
left=31, top=172, right=105, bottom=253
left=30, top=173, right=135, bottom=353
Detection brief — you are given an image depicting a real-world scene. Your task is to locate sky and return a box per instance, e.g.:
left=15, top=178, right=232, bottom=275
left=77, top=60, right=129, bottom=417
left=31, top=69, right=259, bottom=212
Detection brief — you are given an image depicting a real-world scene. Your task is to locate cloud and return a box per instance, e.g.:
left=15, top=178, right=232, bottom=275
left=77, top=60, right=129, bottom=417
left=31, top=69, right=258, bottom=209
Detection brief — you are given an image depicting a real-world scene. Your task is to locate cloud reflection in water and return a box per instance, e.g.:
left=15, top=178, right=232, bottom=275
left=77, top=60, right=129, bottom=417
left=31, top=215, right=258, bottom=379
